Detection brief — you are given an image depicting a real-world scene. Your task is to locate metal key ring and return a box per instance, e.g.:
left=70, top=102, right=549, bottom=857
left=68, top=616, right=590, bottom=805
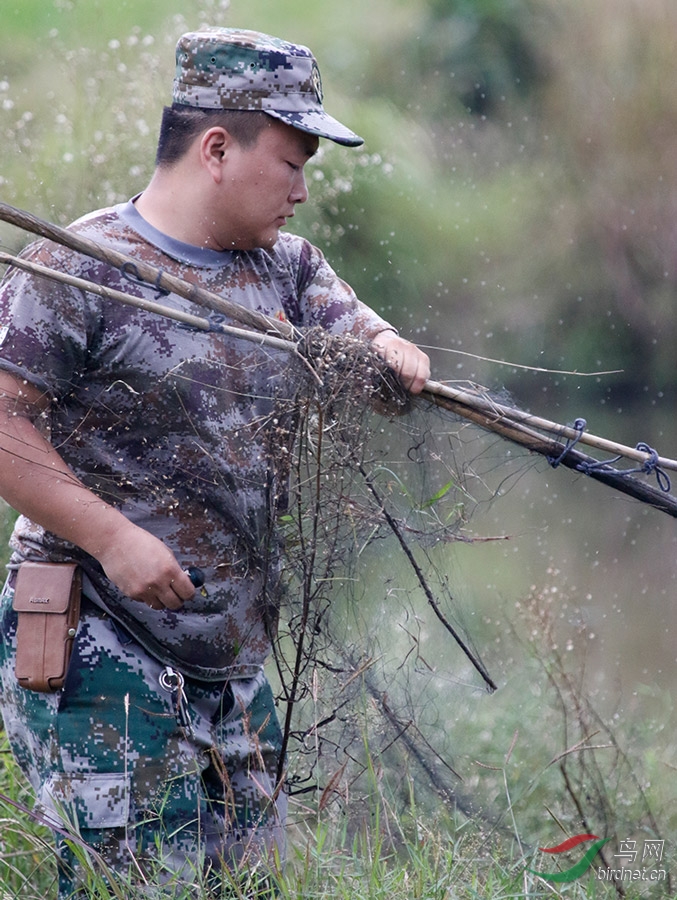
left=159, top=666, right=184, bottom=692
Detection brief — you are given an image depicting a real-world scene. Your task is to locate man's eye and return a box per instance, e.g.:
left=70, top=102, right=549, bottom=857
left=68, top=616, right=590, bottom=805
left=287, top=161, right=300, bottom=172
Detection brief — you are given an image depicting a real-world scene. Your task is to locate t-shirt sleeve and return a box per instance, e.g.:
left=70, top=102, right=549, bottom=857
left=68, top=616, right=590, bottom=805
left=286, top=237, right=397, bottom=339
left=0, top=240, right=90, bottom=399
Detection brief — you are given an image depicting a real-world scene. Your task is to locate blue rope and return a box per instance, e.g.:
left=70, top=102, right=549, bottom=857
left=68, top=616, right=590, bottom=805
left=206, top=313, right=227, bottom=332
left=120, top=261, right=170, bottom=299
left=619, top=442, right=672, bottom=492
left=548, top=418, right=587, bottom=468
left=548, top=419, right=671, bottom=493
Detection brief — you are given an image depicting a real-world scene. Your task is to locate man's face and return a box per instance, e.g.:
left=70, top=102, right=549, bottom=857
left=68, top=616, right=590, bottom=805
left=213, top=118, right=319, bottom=251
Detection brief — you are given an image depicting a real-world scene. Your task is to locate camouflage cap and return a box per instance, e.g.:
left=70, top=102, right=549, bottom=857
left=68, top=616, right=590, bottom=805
left=173, top=29, right=364, bottom=147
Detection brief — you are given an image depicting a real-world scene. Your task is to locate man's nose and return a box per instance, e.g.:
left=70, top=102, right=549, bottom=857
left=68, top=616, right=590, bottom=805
left=290, top=170, right=309, bottom=204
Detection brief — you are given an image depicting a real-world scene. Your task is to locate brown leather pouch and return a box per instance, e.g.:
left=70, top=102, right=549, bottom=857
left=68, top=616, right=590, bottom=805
left=12, top=561, right=81, bottom=692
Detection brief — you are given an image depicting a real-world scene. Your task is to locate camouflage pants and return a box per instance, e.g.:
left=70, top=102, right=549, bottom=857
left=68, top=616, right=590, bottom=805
left=0, top=578, right=287, bottom=898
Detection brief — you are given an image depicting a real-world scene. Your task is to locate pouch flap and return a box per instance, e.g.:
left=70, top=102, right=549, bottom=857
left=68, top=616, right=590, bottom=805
left=12, top=561, right=80, bottom=614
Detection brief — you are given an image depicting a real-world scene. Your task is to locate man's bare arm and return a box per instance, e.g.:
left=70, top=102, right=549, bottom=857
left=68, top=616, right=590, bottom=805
left=0, top=370, right=194, bottom=610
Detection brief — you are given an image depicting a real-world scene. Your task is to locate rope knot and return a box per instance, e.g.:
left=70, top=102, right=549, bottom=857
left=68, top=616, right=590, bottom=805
left=120, top=261, right=170, bottom=299
left=548, top=417, right=587, bottom=469
left=636, top=442, right=671, bottom=492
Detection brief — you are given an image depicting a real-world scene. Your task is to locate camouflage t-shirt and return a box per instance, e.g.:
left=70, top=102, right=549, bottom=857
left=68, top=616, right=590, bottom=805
left=0, top=199, right=394, bottom=680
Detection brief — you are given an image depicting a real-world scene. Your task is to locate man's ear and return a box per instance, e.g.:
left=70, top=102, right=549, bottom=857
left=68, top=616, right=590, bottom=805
left=199, top=126, right=232, bottom=182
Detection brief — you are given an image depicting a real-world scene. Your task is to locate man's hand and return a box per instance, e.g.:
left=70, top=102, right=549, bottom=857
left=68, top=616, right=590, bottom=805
left=94, top=522, right=196, bottom=611
left=370, top=331, right=431, bottom=394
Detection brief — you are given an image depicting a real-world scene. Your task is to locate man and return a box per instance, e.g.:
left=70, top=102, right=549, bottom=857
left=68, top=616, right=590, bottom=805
left=0, top=28, right=430, bottom=895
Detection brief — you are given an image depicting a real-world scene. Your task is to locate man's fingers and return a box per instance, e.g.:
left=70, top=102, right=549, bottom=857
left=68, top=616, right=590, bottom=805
left=97, top=524, right=198, bottom=610
left=371, top=332, right=430, bottom=394
left=394, top=351, right=430, bottom=395
left=157, top=569, right=196, bottom=610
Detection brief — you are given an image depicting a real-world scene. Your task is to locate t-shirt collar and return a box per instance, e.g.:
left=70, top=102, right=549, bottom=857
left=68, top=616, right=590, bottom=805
left=119, top=194, right=236, bottom=269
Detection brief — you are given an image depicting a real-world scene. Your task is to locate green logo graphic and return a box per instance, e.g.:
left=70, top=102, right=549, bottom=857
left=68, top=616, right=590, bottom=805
left=529, top=833, right=611, bottom=883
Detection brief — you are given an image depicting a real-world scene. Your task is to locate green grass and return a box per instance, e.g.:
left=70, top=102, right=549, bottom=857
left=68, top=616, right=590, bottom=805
left=0, top=731, right=669, bottom=900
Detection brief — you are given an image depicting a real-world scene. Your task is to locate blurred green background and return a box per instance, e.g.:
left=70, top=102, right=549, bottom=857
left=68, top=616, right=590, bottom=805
left=3, top=0, right=677, bottom=410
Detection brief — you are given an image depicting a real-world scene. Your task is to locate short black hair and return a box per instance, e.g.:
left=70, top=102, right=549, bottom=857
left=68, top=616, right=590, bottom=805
left=155, top=104, right=271, bottom=167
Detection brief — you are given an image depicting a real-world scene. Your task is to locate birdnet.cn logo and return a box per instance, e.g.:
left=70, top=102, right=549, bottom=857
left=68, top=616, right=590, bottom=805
left=528, top=833, right=668, bottom=885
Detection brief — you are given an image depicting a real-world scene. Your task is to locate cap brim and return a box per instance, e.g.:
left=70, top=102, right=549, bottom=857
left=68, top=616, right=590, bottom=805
left=265, top=109, right=363, bottom=147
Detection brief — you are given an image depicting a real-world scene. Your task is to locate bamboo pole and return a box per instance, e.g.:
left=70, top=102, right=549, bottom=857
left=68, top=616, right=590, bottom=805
left=424, top=390, right=677, bottom=518
left=424, top=380, right=677, bottom=472
left=1, top=200, right=676, bottom=515
left=0, top=201, right=297, bottom=340
left=0, top=251, right=300, bottom=357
